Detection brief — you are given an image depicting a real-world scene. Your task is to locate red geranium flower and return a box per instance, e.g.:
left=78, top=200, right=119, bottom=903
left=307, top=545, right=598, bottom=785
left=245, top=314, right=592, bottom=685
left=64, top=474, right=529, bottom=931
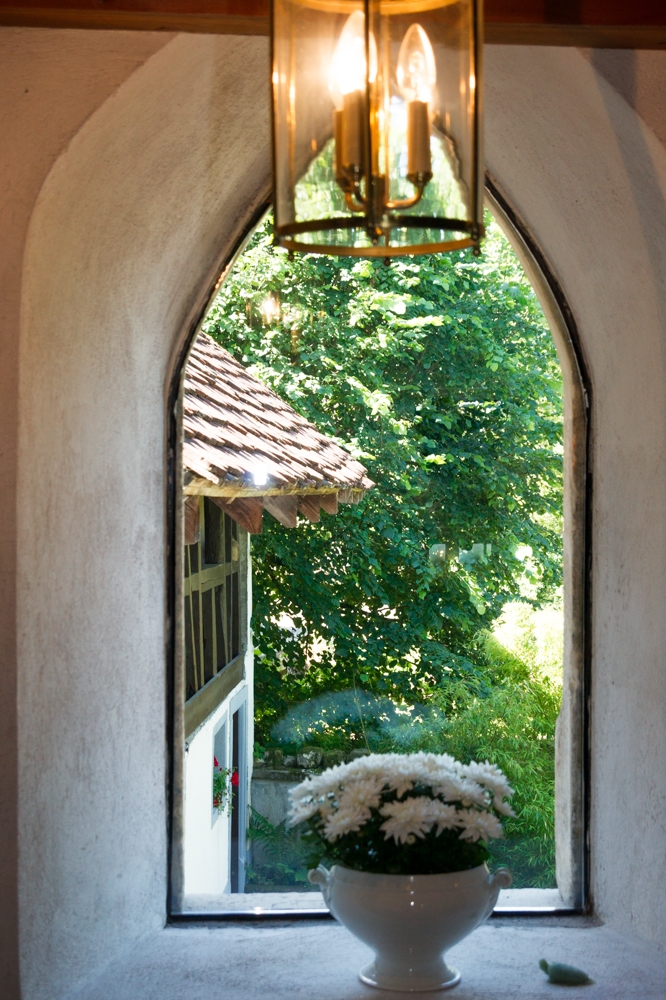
left=231, top=771, right=239, bottom=787
left=214, top=757, right=219, bottom=768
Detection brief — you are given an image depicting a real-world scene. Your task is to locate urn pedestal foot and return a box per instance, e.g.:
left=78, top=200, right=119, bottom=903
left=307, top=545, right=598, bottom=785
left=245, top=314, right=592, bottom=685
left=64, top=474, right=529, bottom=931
left=359, top=959, right=461, bottom=992
left=309, top=863, right=511, bottom=993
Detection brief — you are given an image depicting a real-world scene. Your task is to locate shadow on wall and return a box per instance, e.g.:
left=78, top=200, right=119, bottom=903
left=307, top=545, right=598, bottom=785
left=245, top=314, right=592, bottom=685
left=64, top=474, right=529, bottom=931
left=16, top=31, right=271, bottom=1000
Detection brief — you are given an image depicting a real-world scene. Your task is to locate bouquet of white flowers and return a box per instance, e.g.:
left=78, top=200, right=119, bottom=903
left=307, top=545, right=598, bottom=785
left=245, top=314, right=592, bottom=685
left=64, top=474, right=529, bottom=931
left=289, top=751, right=514, bottom=875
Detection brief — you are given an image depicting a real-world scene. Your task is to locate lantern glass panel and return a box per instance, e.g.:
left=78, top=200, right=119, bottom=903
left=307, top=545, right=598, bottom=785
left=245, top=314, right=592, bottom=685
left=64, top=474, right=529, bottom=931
left=272, top=0, right=483, bottom=257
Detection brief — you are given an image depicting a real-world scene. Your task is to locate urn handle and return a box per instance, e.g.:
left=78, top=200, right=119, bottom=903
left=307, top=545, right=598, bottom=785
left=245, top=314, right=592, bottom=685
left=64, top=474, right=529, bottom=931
left=481, top=866, right=512, bottom=922
left=489, top=867, right=512, bottom=891
left=307, top=864, right=332, bottom=905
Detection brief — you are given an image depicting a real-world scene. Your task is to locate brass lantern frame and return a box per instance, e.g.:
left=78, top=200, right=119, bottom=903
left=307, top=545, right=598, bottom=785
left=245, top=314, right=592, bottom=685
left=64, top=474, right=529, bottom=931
left=270, top=0, right=484, bottom=257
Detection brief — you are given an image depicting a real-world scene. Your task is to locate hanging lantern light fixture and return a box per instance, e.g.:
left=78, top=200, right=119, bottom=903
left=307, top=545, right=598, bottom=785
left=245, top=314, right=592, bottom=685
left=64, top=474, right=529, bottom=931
left=271, top=0, right=484, bottom=258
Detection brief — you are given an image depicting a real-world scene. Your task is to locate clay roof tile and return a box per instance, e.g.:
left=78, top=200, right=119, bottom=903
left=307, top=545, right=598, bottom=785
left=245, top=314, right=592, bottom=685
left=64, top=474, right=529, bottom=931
left=183, top=333, right=373, bottom=497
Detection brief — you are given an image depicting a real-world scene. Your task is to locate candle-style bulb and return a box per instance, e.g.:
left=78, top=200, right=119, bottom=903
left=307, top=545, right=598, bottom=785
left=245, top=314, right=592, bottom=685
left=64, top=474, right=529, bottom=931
left=328, top=10, right=377, bottom=110
left=397, top=23, right=436, bottom=184
left=329, top=10, right=377, bottom=182
left=396, top=23, right=437, bottom=104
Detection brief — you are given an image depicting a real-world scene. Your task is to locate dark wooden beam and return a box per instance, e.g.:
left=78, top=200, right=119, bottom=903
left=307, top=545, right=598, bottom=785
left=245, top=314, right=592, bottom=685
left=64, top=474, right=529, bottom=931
left=0, top=0, right=269, bottom=33
left=184, top=652, right=244, bottom=738
left=183, top=495, right=200, bottom=546
left=485, top=1, right=666, bottom=48
left=212, top=495, right=263, bottom=534
left=319, top=492, right=338, bottom=516
left=297, top=495, right=321, bottom=523
left=262, top=494, right=298, bottom=528
left=1, top=0, right=666, bottom=48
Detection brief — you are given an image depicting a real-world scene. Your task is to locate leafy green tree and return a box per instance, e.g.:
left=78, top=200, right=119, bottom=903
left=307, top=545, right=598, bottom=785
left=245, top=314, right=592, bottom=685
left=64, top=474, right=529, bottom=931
left=204, top=213, right=563, bottom=745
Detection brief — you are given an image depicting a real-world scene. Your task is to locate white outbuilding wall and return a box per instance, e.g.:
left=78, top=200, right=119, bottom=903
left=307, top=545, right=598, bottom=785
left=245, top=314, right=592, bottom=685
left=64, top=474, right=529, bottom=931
left=1, top=27, right=666, bottom=1000
left=182, top=680, right=251, bottom=900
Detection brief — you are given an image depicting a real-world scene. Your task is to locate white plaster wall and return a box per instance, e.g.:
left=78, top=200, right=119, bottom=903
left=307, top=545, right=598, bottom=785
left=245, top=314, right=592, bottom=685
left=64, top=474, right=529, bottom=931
left=183, top=695, right=235, bottom=897
left=485, top=46, right=666, bottom=946
left=4, top=27, right=666, bottom=1000
left=0, top=28, right=174, bottom=996
left=182, top=680, right=253, bottom=901
left=17, top=30, right=270, bottom=1000
left=177, top=506, right=254, bottom=906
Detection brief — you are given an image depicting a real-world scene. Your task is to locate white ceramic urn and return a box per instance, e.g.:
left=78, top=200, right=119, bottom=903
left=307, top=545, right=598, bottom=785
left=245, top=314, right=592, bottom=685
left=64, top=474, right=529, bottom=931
left=308, top=862, right=511, bottom=991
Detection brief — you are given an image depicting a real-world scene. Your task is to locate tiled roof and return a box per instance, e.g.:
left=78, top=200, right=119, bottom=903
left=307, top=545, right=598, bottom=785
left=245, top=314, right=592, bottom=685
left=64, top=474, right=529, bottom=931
left=183, top=333, right=373, bottom=497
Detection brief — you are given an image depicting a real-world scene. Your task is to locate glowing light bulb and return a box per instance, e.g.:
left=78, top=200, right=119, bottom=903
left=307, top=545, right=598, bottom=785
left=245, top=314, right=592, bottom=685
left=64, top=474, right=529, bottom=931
left=396, top=23, right=437, bottom=104
left=396, top=23, right=436, bottom=184
left=328, top=10, right=377, bottom=111
left=329, top=10, right=377, bottom=178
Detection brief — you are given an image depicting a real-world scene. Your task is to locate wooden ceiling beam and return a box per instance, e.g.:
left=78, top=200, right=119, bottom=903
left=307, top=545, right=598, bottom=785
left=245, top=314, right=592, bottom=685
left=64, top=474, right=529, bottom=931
left=0, top=0, right=268, bottom=33
left=183, top=495, right=200, bottom=546
left=338, top=488, right=364, bottom=504
left=319, top=493, right=339, bottom=516
left=262, top=494, right=298, bottom=528
left=297, top=496, right=321, bottom=523
left=486, top=1, right=666, bottom=48
left=211, top=495, right=263, bottom=534
left=1, top=1, right=666, bottom=48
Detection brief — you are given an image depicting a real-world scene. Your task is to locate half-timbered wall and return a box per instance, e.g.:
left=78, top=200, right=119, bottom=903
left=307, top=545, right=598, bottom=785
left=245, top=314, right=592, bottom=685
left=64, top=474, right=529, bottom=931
left=180, top=500, right=252, bottom=903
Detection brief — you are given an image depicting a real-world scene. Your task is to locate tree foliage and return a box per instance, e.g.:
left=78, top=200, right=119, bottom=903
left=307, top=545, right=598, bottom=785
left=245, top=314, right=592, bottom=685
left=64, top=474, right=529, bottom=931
left=204, top=213, right=563, bottom=735
left=203, top=214, right=563, bottom=886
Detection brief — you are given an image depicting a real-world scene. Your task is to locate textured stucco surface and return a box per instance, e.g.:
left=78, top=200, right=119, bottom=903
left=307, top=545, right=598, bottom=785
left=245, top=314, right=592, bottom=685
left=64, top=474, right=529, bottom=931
left=0, top=28, right=173, bottom=996
left=68, top=920, right=666, bottom=1000
left=16, top=29, right=270, bottom=1000
left=485, top=46, right=666, bottom=946
left=2, top=28, right=666, bottom=1000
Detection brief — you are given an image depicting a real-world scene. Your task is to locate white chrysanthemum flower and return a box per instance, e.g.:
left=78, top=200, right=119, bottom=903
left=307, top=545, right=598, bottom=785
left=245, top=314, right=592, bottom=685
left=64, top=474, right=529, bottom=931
left=428, top=800, right=463, bottom=835
left=335, top=776, right=384, bottom=819
left=323, top=805, right=369, bottom=840
left=460, top=760, right=514, bottom=813
left=379, top=796, right=437, bottom=844
left=431, top=773, right=474, bottom=804
left=287, top=751, right=513, bottom=845
left=288, top=799, right=320, bottom=826
left=456, top=808, right=505, bottom=842
left=422, top=768, right=456, bottom=798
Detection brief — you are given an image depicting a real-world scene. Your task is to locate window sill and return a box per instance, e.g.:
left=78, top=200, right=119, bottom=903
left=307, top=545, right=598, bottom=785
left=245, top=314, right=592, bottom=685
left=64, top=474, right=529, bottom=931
left=71, top=916, right=664, bottom=999
left=177, top=887, right=569, bottom=918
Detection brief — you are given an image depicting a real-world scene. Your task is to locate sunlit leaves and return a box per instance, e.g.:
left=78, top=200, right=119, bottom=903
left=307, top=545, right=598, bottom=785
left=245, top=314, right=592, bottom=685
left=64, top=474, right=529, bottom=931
left=203, top=212, right=563, bottom=744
